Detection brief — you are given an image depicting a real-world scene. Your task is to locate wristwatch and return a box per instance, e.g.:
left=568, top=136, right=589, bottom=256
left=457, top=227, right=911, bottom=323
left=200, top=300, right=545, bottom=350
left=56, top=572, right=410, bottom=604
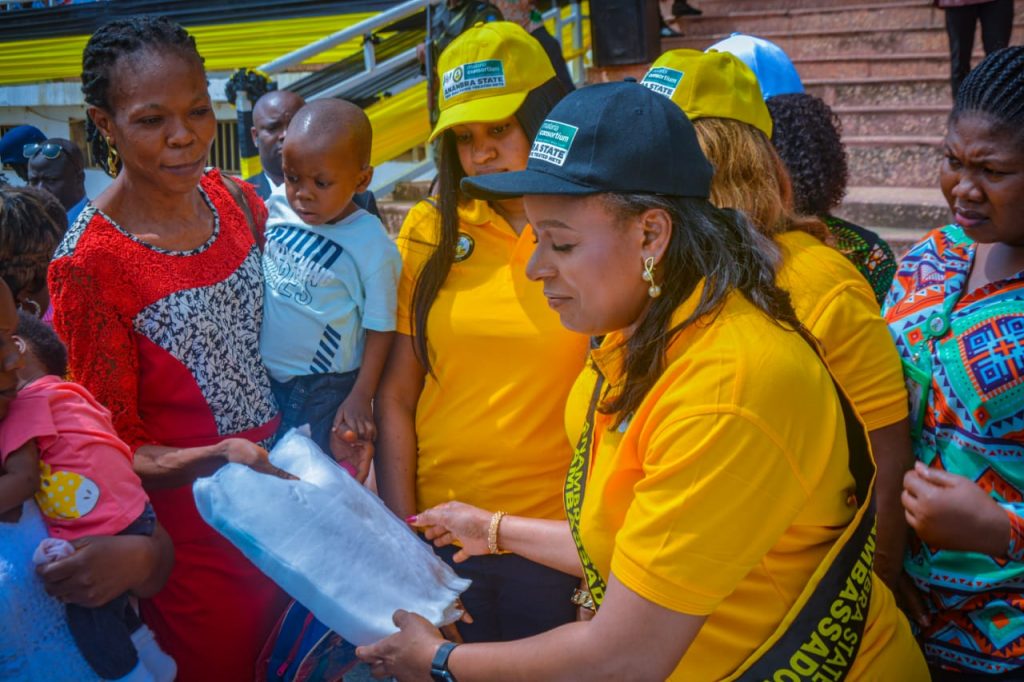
left=430, top=641, right=459, bottom=682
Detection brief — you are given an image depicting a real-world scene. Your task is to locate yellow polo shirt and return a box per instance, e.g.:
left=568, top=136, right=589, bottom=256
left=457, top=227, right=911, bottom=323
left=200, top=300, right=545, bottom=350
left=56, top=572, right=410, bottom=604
left=776, top=230, right=908, bottom=431
left=566, top=287, right=927, bottom=680
left=396, top=198, right=588, bottom=520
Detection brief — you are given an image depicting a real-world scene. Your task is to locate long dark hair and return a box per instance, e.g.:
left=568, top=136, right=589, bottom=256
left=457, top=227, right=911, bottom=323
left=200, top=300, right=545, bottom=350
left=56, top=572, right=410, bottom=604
left=81, top=16, right=205, bottom=176
left=411, top=77, right=567, bottom=374
left=599, top=193, right=802, bottom=425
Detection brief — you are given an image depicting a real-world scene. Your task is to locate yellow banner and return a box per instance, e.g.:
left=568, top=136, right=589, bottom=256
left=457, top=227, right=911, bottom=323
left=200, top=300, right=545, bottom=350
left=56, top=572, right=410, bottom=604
left=1, top=4, right=589, bottom=167
left=0, top=12, right=374, bottom=85
left=365, top=82, right=430, bottom=166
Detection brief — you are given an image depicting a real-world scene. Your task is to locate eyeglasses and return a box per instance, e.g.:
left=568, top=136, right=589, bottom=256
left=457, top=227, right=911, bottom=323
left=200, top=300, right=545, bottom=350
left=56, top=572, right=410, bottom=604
left=23, top=142, right=65, bottom=160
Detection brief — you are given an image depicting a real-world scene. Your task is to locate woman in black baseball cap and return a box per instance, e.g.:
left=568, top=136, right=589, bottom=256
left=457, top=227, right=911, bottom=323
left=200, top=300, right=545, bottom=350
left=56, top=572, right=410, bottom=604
left=358, top=82, right=927, bottom=681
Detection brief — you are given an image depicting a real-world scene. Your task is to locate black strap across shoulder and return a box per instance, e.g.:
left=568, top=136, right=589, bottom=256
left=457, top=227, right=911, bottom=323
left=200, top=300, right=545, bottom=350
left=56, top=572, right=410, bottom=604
left=563, top=331, right=877, bottom=682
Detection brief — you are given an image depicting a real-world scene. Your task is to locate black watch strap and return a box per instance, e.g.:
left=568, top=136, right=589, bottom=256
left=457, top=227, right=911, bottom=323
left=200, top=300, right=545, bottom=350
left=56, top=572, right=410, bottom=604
left=430, top=641, right=459, bottom=682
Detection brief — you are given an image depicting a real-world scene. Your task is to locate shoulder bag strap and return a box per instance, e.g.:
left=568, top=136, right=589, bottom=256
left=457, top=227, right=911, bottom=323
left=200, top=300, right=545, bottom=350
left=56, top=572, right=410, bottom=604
left=221, top=174, right=262, bottom=251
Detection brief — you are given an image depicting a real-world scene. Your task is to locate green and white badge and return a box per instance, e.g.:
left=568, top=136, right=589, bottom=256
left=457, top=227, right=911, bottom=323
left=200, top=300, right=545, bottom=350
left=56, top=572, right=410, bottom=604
left=442, top=60, right=506, bottom=100
left=641, top=67, right=684, bottom=97
left=529, top=120, right=579, bottom=167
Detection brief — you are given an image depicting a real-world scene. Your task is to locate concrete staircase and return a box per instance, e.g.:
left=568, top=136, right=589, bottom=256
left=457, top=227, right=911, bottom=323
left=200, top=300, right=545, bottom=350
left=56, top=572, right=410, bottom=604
left=379, top=176, right=432, bottom=235
left=664, top=0, right=1024, bottom=250
left=379, top=0, right=1022, bottom=247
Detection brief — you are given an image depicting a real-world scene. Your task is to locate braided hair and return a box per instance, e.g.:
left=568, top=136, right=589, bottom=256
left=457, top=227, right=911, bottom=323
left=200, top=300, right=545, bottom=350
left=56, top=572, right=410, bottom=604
left=81, top=16, right=205, bottom=175
left=951, top=46, right=1024, bottom=148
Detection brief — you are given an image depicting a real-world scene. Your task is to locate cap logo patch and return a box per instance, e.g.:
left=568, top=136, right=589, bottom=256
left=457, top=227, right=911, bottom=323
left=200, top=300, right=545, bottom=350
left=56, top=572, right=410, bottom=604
left=641, top=67, right=684, bottom=97
left=442, top=60, right=506, bottom=100
left=529, top=119, right=579, bottom=167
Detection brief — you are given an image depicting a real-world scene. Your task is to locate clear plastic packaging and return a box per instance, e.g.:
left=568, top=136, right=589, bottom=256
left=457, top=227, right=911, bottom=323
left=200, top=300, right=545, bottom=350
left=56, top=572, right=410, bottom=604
left=193, top=429, right=470, bottom=645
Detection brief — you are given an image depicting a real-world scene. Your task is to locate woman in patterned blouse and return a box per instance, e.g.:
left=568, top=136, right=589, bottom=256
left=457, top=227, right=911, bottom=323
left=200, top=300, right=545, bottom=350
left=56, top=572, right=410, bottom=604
left=47, top=17, right=288, bottom=682
left=884, top=46, right=1024, bottom=680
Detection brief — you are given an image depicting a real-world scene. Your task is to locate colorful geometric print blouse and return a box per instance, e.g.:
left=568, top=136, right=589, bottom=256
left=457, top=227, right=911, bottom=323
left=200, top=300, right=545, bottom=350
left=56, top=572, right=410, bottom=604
left=883, top=224, right=1024, bottom=675
left=824, top=213, right=897, bottom=306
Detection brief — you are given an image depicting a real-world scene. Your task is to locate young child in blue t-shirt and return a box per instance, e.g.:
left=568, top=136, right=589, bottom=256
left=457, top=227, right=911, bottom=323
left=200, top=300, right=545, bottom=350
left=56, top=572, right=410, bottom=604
left=259, top=99, right=400, bottom=476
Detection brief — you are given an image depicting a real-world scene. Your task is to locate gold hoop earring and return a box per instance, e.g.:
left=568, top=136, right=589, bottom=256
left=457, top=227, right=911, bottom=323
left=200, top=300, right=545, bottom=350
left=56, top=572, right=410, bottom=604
left=642, top=256, right=661, bottom=298
left=105, top=137, right=119, bottom=178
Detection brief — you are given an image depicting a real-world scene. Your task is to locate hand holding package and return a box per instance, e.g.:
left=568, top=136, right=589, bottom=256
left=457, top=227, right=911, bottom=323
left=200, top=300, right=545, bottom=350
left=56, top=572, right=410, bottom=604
left=193, top=429, right=470, bottom=645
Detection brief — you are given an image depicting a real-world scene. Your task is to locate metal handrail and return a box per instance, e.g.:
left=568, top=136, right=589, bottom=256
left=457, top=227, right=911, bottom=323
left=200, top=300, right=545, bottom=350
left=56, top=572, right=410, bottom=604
left=310, top=46, right=420, bottom=101
left=257, top=0, right=437, bottom=75
left=235, top=0, right=589, bottom=179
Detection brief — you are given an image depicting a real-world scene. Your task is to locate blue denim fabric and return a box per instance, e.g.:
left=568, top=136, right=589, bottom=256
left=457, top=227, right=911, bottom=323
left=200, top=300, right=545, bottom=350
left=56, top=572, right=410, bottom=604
left=270, top=370, right=359, bottom=453
left=65, top=504, right=155, bottom=678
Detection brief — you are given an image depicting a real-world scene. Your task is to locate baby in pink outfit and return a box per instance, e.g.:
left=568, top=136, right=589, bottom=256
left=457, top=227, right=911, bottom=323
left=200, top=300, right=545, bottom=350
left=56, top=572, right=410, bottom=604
left=0, top=309, right=174, bottom=682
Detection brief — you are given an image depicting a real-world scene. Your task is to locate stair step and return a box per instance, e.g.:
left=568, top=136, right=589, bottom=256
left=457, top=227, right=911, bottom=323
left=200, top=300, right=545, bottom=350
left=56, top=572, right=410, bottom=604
left=377, top=200, right=417, bottom=236
left=833, top=104, right=950, bottom=137
left=846, top=139, right=944, bottom=188
left=804, top=75, right=952, bottom=107
left=836, top=186, right=948, bottom=233
left=391, top=179, right=433, bottom=202
left=793, top=52, right=969, bottom=80
left=683, top=0, right=927, bottom=14
left=663, top=22, right=1024, bottom=58
left=683, top=3, right=945, bottom=35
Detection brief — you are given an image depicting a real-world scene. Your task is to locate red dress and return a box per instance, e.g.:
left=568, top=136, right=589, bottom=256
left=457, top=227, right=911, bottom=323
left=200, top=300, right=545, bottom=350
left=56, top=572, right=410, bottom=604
left=49, top=169, right=287, bottom=682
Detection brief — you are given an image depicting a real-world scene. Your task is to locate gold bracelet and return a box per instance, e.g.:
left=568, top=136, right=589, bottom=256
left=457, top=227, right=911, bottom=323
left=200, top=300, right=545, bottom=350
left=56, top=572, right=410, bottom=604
left=487, top=510, right=507, bottom=554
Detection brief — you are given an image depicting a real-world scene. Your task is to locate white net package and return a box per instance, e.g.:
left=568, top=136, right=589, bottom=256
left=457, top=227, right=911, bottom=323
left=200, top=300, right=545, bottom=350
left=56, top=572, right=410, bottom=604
left=193, top=428, right=470, bottom=645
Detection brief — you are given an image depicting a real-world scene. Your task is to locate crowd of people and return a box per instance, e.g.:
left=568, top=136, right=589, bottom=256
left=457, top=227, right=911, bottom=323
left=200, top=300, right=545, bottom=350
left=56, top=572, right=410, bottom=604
left=1, top=6, right=1023, bottom=682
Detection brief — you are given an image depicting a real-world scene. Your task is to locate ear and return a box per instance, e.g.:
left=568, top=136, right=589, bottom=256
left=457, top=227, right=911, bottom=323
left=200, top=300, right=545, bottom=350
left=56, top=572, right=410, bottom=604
left=11, top=335, right=26, bottom=355
left=14, top=287, right=35, bottom=310
left=355, top=165, right=374, bottom=193
left=638, top=207, right=672, bottom=266
left=250, top=125, right=258, bottom=146
left=88, top=106, right=115, bottom=147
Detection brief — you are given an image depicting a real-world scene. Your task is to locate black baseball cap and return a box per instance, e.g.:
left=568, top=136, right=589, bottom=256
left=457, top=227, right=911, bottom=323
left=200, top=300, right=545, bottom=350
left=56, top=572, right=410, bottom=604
left=461, top=81, right=713, bottom=200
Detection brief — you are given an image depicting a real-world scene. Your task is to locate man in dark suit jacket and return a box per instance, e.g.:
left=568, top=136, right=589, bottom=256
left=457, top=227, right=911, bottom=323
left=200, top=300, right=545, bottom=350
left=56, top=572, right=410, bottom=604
left=246, top=90, right=379, bottom=216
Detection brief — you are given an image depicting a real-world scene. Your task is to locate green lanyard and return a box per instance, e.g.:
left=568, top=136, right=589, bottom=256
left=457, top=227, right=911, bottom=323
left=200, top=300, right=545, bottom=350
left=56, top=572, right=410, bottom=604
left=563, top=364, right=607, bottom=608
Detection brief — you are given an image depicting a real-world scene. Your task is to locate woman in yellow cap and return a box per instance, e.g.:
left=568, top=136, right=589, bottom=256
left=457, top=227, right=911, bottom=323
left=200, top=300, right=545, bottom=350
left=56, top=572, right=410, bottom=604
left=373, top=21, right=584, bottom=642
left=638, top=49, right=914, bottom=599
left=358, top=80, right=928, bottom=682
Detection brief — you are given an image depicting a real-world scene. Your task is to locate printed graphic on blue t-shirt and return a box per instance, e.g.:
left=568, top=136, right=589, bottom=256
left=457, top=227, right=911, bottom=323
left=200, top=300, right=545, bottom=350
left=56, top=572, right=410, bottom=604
left=260, top=188, right=401, bottom=383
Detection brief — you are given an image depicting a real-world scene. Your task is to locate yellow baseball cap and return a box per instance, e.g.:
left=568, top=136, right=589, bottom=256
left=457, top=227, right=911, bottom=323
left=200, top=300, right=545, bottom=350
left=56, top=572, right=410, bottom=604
left=641, top=49, right=773, bottom=138
left=430, top=21, right=556, bottom=142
